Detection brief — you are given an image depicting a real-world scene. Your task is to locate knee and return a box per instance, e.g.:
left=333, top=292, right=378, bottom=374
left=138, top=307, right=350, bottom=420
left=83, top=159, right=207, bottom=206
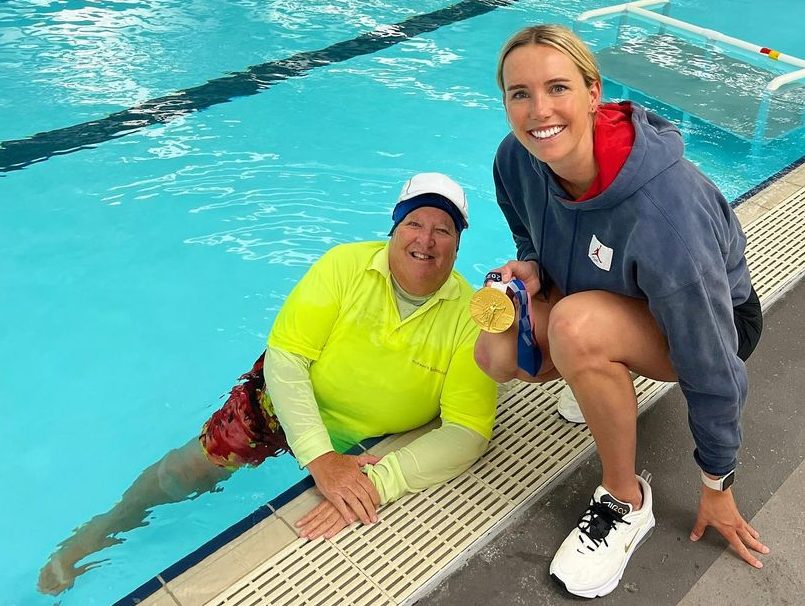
left=157, top=442, right=229, bottom=500
left=474, top=338, right=517, bottom=383
left=547, top=293, right=607, bottom=370
left=156, top=449, right=197, bottom=500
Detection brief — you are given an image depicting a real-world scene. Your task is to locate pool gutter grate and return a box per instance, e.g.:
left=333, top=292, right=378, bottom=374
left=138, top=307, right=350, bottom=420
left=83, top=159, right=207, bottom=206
left=743, top=187, right=805, bottom=308
left=178, top=182, right=804, bottom=606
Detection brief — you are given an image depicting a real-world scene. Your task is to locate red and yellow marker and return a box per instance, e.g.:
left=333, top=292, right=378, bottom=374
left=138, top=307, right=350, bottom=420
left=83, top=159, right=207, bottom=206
left=760, top=47, right=781, bottom=60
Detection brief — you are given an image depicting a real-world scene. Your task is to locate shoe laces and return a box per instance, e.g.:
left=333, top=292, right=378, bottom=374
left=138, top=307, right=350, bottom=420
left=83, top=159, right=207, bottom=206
left=575, top=501, right=630, bottom=553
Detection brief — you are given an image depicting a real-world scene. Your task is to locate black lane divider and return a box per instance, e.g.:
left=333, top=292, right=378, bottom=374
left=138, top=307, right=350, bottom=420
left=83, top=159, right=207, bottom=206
left=1, top=0, right=517, bottom=175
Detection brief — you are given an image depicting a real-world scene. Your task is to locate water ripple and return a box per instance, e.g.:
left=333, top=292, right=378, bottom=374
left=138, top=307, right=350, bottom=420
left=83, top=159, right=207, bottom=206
left=102, top=147, right=395, bottom=265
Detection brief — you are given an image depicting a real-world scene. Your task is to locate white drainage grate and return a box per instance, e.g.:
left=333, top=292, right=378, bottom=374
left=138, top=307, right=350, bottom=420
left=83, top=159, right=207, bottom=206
left=213, top=539, right=389, bottom=606
left=204, top=183, right=805, bottom=606
left=743, top=187, right=805, bottom=307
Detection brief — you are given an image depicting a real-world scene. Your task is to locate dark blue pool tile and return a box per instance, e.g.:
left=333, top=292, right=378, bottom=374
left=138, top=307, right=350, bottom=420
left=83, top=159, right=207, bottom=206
left=733, top=153, right=805, bottom=206
left=268, top=474, right=315, bottom=511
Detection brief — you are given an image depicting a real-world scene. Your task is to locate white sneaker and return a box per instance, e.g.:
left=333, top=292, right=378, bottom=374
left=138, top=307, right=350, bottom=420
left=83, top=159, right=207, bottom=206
left=549, top=472, right=656, bottom=598
left=557, top=384, right=585, bottom=424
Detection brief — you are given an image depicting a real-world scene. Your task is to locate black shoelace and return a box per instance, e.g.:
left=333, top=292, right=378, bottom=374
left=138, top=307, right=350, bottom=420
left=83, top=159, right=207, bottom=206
left=575, top=502, right=631, bottom=553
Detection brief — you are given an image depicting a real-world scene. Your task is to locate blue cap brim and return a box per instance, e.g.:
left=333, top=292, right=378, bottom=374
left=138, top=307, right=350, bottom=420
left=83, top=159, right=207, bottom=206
left=389, top=193, right=467, bottom=236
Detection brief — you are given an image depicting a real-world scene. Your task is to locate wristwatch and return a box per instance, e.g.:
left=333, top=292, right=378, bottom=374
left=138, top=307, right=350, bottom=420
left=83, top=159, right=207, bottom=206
left=700, top=469, right=735, bottom=491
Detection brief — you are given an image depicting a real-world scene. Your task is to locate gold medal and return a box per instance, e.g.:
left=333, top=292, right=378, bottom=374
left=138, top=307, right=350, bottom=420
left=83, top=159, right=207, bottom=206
left=469, top=286, right=515, bottom=333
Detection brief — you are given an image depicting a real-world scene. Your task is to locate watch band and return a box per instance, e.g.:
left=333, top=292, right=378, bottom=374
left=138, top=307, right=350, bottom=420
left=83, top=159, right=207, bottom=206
left=700, top=469, right=735, bottom=491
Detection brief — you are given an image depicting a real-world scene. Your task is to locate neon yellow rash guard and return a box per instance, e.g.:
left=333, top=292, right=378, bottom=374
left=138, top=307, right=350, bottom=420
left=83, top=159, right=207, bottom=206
left=265, top=241, right=497, bottom=504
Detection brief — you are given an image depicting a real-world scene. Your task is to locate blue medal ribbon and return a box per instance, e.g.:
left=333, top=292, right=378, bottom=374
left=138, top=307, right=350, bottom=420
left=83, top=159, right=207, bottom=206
left=483, top=273, right=542, bottom=376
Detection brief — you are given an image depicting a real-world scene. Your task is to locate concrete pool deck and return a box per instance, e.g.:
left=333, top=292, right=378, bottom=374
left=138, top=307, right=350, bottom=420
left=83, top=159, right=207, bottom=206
left=419, top=161, right=805, bottom=606
left=419, top=256, right=805, bottom=606
left=136, top=160, right=805, bottom=606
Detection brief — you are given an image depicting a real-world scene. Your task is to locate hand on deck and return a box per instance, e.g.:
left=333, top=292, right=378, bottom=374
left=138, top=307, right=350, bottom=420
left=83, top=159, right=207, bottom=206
left=495, top=260, right=541, bottom=296
left=690, top=486, right=769, bottom=568
left=297, top=500, right=351, bottom=539
left=307, top=452, right=381, bottom=528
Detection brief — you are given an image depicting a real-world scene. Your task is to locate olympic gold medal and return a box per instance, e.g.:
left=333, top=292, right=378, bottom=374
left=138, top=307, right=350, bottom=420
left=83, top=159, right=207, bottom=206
left=469, top=287, right=515, bottom=333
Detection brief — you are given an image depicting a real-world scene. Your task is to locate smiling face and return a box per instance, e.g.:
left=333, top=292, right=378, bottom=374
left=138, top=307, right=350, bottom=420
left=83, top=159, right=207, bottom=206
left=502, top=43, right=601, bottom=183
left=388, top=206, right=458, bottom=297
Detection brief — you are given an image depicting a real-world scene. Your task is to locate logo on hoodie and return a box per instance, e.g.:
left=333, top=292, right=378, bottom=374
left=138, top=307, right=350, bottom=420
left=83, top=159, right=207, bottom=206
left=589, top=235, right=613, bottom=271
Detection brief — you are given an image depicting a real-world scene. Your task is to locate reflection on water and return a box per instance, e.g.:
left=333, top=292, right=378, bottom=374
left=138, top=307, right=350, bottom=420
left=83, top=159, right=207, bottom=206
left=0, top=0, right=451, bottom=140
left=101, top=137, right=391, bottom=265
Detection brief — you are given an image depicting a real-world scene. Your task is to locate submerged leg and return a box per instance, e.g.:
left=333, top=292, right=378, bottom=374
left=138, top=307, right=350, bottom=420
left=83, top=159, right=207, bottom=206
left=37, top=438, right=232, bottom=595
left=38, top=351, right=283, bottom=596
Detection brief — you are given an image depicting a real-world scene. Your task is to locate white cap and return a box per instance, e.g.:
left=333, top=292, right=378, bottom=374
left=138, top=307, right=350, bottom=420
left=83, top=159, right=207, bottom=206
left=397, top=172, right=469, bottom=227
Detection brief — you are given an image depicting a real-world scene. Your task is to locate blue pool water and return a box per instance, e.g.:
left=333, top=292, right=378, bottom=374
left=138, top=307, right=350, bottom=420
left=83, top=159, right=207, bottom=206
left=1, top=1, right=803, bottom=604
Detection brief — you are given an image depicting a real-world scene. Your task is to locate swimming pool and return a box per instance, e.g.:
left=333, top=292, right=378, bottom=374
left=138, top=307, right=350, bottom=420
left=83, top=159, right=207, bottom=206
left=2, top=1, right=803, bottom=604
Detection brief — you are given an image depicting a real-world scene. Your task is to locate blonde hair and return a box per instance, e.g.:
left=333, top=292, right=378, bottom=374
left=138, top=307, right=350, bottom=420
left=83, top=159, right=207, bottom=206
left=496, top=24, right=601, bottom=92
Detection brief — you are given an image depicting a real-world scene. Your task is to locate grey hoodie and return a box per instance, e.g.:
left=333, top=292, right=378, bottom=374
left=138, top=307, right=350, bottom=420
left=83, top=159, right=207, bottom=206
left=493, top=102, right=751, bottom=476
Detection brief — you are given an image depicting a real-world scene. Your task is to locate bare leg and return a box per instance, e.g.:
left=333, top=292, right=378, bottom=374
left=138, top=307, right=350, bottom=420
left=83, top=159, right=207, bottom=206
left=38, top=437, right=232, bottom=595
left=548, top=291, right=676, bottom=508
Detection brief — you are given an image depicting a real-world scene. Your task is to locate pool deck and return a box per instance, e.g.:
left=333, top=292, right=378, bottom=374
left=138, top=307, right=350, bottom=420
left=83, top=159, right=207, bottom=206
left=419, top=163, right=805, bottom=606
left=419, top=252, right=805, bottom=606
left=136, top=160, right=805, bottom=606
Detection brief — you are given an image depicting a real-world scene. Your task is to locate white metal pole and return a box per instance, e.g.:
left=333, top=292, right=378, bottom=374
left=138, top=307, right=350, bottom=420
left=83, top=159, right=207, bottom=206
left=767, top=67, right=805, bottom=92
left=627, top=6, right=805, bottom=69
